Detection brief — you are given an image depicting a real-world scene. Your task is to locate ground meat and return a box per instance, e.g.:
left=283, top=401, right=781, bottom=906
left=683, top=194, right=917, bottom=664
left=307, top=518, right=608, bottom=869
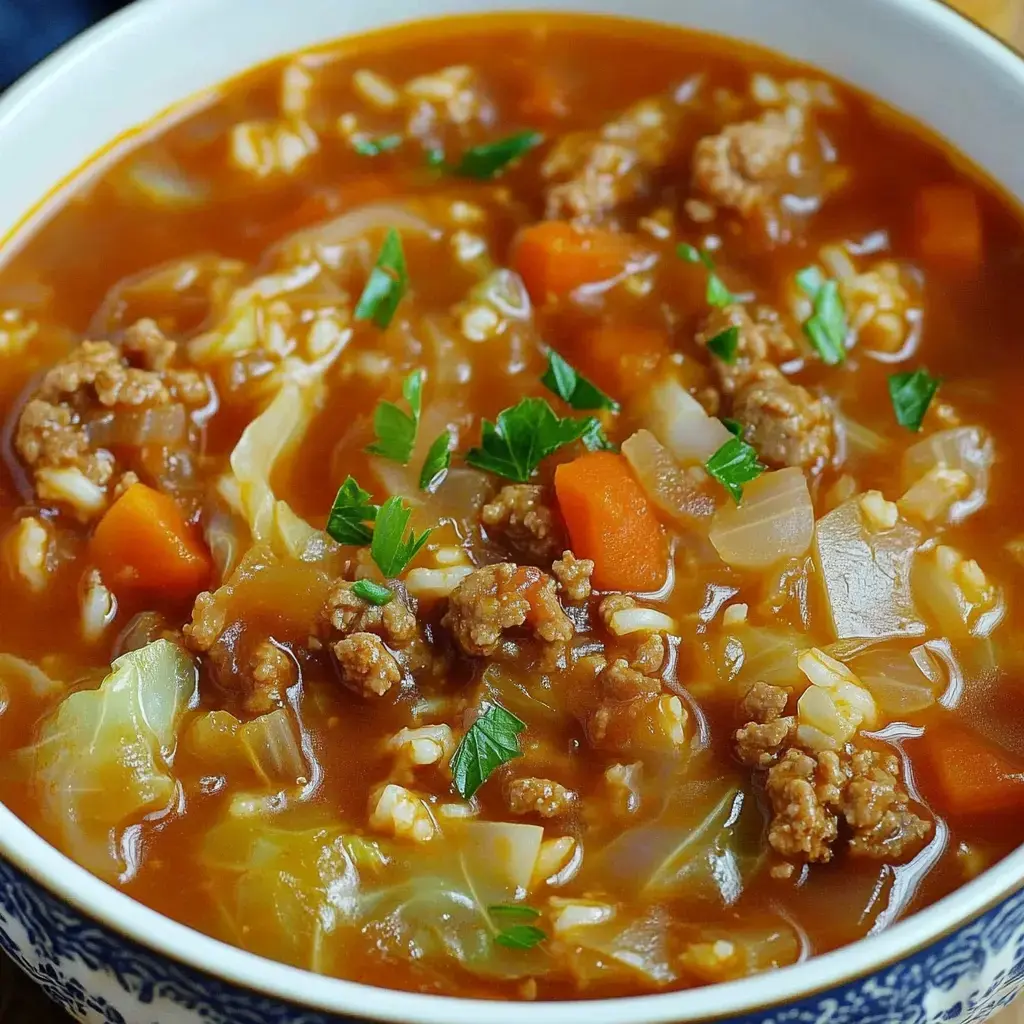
left=322, top=579, right=419, bottom=646
left=543, top=97, right=676, bottom=222
left=697, top=304, right=799, bottom=396
left=442, top=562, right=573, bottom=656
left=597, top=593, right=636, bottom=631
left=740, top=681, right=789, bottom=723
left=247, top=640, right=296, bottom=714
left=765, top=746, right=930, bottom=864
left=551, top=550, right=594, bottom=602
left=600, top=658, right=662, bottom=700
left=630, top=632, right=666, bottom=675
left=332, top=633, right=402, bottom=697
left=14, top=323, right=209, bottom=516
left=732, top=374, right=834, bottom=472
left=505, top=776, right=577, bottom=818
left=692, top=109, right=802, bottom=217
left=481, top=485, right=563, bottom=563
left=735, top=718, right=796, bottom=768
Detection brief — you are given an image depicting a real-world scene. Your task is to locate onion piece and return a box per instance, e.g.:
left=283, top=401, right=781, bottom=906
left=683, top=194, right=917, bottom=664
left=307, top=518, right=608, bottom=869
left=621, top=429, right=716, bottom=528
left=642, top=379, right=733, bottom=466
left=901, top=426, right=992, bottom=523
left=85, top=405, right=188, bottom=448
left=709, top=467, right=813, bottom=570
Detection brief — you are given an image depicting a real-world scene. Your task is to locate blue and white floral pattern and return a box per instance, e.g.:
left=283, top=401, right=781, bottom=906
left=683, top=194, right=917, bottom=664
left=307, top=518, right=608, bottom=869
left=1, top=851, right=1023, bottom=1024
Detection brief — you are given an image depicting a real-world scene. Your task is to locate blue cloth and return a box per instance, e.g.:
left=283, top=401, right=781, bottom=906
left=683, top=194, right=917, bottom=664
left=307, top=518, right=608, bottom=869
left=0, top=0, right=125, bottom=88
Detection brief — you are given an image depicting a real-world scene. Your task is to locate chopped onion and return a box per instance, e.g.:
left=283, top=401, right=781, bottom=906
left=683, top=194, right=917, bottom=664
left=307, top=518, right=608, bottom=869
left=607, top=607, right=677, bottom=636
left=813, top=497, right=925, bottom=640
left=641, top=379, right=733, bottom=466
left=835, top=411, right=891, bottom=455
left=901, top=426, right=992, bottom=523
left=622, top=429, right=716, bottom=527
left=86, top=405, right=188, bottom=448
left=846, top=642, right=944, bottom=716
left=709, top=468, right=813, bottom=570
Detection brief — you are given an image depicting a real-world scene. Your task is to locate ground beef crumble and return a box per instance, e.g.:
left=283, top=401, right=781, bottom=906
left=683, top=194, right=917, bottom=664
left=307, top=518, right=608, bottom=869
left=247, top=640, right=297, bottom=714
left=332, top=633, right=402, bottom=698
left=551, top=550, right=594, bottom=602
left=505, top=776, right=577, bottom=818
left=481, top=484, right=564, bottom=563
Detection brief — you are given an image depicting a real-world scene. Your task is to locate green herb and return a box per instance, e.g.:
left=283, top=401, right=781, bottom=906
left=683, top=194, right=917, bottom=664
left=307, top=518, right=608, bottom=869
left=721, top=417, right=744, bottom=437
left=366, top=370, right=423, bottom=465
left=419, top=431, right=453, bottom=492
left=351, top=579, right=393, bottom=606
left=677, top=243, right=736, bottom=308
left=354, top=228, right=408, bottom=329
left=796, top=266, right=847, bottom=365
left=370, top=496, right=432, bottom=577
left=426, top=147, right=446, bottom=167
left=705, top=436, right=766, bottom=503
left=707, top=325, right=740, bottom=364
left=488, top=905, right=546, bottom=950
left=888, top=368, right=941, bottom=431
left=542, top=350, right=619, bottom=412
left=326, top=476, right=378, bottom=545
left=449, top=703, right=525, bottom=799
left=450, top=131, right=543, bottom=179
left=466, top=397, right=597, bottom=483
left=581, top=416, right=616, bottom=452
left=352, top=134, right=402, bottom=157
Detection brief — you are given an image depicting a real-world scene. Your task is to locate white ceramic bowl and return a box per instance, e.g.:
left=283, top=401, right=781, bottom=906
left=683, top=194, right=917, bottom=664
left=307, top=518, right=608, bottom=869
left=1, top=2, right=1023, bottom=1022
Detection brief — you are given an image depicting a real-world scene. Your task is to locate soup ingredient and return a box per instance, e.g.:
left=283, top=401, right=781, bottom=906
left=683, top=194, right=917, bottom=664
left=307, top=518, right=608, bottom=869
left=354, top=228, right=408, bottom=328
left=542, top=350, right=619, bottom=411
left=677, top=244, right=736, bottom=307
left=327, top=476, right=378, bottom=545
left=888, top=369, right=941, bottom=431
left=796, top=266, right=848, bottom=365
left=707, top=326, right=740, bottom=363
left=451, top=131, right=544, bottom=178
left=89, top=482, right=211, bottom=599
left=620, top=429, right=716, bottom=527
left=371, top=497, right=432, bottom=576
left=554, top=451, right=669, bottom=591
left=450, top=703, right=526, bottom=799
left=366, top=369, right=423, bottom=464
left=351, top=580, right=393, bottom=605
left=915, top=183, right=983, bottom=265
left=643, top=379, right=735, bottom=464
left=353, top=134, right=403, bottom=156
left=31, top=639, right=195, bottom=877
left=923, top=725, right=1024, bottom=818
left=704, top=436, right=767, bottom=503
left=419, top=431, right=453, bottom=491
left=489, top=904, right=547, bottom=949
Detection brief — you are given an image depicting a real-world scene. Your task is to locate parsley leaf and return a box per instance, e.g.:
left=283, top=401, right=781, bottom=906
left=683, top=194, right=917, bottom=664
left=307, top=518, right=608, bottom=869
left=466, top=397, right=596, bottom=483
left=419, top=431, right=452, bottom=492
left=542, top=351, right=619, bottom=412
left=351, top=579, right=393, bottom=606
left=370, top=496, right=431, bottom=577
left=707, top=325, right=740, bottom=364
left=581, top=416, right=616, bottom=452
left=488, top=905, right=546, bottom=950
left=326, top=476, right=378, bottom=545
left=888, top=368, right=941, bottom=431
left=796, top=266, right=847, bottom=365
left=450, top=703, right=525, bottom=799
left=352, top=134, right=402, bottom=157
left=354, top=228, right=408, bottom=329
left=366, top=369, right=423, bottom=465
left=721, top=416, right=744, bottom=437
left=677, top=243, right=736, bottom=308
left=450, top=131, right=543, bottom=179
left=705, top=436, right=766, bottom=503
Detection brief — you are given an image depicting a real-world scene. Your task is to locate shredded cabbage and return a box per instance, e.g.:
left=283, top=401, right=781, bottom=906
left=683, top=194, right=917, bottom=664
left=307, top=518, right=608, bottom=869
left=31, top=639, right=195, bottom=879
left=622, top=429, right=716, bottom=528
left=642, top=379, right=733, bottom=465
left=901, top=426, right=992, bottom=523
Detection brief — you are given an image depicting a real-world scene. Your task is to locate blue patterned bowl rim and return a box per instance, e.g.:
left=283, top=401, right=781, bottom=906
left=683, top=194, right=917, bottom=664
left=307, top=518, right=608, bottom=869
left=1, top=0, right=1024, bottom=1020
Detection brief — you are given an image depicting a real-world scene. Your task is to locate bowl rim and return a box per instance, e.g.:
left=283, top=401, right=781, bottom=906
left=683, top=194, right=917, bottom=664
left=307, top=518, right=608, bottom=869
left=2, top=0, right=1024, bottom=1021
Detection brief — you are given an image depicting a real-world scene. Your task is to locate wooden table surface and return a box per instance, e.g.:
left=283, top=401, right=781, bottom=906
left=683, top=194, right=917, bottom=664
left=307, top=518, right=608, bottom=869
left=2, top=2, right=1024, bottom=1022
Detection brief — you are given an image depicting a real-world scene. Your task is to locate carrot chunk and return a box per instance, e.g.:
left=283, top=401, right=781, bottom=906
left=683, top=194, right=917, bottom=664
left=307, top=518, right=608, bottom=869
left=576, top=325, right=669, bottom=397
left=922, top=724, right=1024, bottom=818
left=513, top=221, right=648, bottom=303
left=915, top=184, right=983, bottom=265
left=554, top=451, right=669, bottom=592
left=90, top=482, right=212, bottom=600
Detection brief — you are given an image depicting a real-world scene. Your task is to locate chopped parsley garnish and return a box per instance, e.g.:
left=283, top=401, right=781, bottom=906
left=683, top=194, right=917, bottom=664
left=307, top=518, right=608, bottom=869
left=352, top=134, right=402, bottom=157
left=354, top=228, right=408, bottom=329
left=888, top=368, right=941, bottom=431
left=465, top=397, right=599, bottom=483
left=677, top=243, right=736, bottom=308
left=581, top=416, right=616, bottom=453
left=370, top=496, right=432, bottom=577
left=707, top=325, right=740, bottom=364
left=721, top=417, right=744, bottom=437
left=450, top=131, right=543, bottom=179
left=351, top=579, right=393, bottom=606
left=449, top=702, right=525, bottom=800
left=488, top=904, right=546, bottom=950
left=796, top=266, right=847, bottom=366
left=542, top=350, right=619, bottom=412
left=420, top=431, right=453, bottom=492
left=366, top=370, right=422, bottom=465
left=326, top=476, right=377, bottom=545
left=705, top=436, right=766, bottom=503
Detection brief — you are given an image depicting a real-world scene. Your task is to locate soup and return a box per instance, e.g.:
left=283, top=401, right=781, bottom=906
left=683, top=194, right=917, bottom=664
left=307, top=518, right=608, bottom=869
left=1, top=12, right=1023, bottom=1002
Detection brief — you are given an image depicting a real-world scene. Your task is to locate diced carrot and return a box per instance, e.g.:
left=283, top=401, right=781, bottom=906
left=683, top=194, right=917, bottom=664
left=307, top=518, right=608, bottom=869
left=922, top=724, right=1024, bottom=818
left=554, top=451, right=669, bottom=592
left=90, top=482, right=212, bottom=600
left=576, top=325, right=669, bottom=397
left=513, top=221, right=648, bottom=304
left=915, top=184, right=983, bottom=265
left=519, top=69, right=570, bottom=120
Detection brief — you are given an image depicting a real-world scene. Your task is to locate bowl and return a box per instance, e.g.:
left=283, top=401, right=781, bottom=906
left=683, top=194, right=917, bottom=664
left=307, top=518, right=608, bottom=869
left=1, top=0, right=1024, bottom=1022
